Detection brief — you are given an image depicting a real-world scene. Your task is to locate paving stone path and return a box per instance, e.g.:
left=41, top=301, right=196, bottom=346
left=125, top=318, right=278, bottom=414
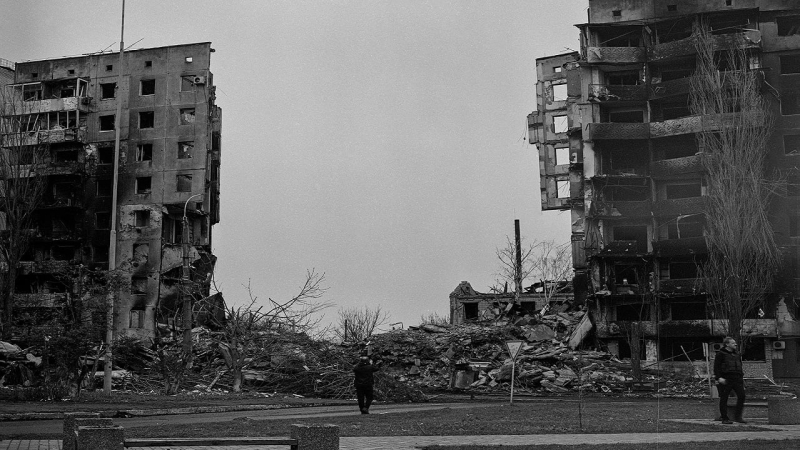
left=5, top=424, right=800, bottom=450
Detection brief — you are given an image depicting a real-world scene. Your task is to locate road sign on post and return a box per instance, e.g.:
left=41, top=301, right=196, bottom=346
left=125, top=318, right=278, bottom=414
left=506, top=340, right=524, bottom=404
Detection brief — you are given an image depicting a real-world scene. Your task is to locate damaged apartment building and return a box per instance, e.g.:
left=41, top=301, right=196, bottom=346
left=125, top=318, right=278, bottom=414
left=529, top=1, right=800, bottom=378
left=0, top=43, right=222, bottom=340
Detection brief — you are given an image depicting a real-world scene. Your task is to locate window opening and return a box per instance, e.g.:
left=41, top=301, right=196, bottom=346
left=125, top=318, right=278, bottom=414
left=136, top=177, right=152, bottom=194
left=612, top=10, right=621, bottom=17
left=140, top=79, right=155, bottom=96
left=556, top=180, right=570, bottom=198
left=179, top=108, right=196, bottom=124
left=176, top=174, right=192, bottom=192
left=94, top=245, right=109, bottom=262
left=553, top=115, right=568, bottom=133
left=552, top=84, right=568, bottom=102
left=96, top=179, right=112, bottom=196
left=178, top=142, right=194, bottom=159
left=607, top=71, right=639, bottom=86
left=22, top=84, right=42, bottom=101
left=669, top=261, right=698, bottom=279
left=785, top=135, right=800, bottom=155
left=100, top=83, right=116, bottom=99
left=777, top=16, right=800, bottom=37
left=608, top=110, right=644, bottom=123
left=135, top=210, right=150, bottom=227
left=780, top=55, right=800, bottom=75
left=555, top=147, right=570, bottom=166
left=145, top=60, right=153, bottom=67
left=790, top=216, right=799, bottom=237
left=463, top=303, right=479, bottom=320
left=99, top=115, right=115, bottom=131
left=95, top=212, right=111, bottom=229
left=667, top=5, right=677, bottom=12
left=96, top=147, right=113, bottom=164
left=139, top=111, right=154, bottom=129
left=106, top=64, right=113, bottom=71
left=665, top=183, right=701, bottom=199
left=136, top=143, right=153, bottom=162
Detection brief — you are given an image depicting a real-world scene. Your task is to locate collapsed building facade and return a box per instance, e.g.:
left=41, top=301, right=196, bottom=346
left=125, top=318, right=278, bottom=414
left=529, top=1, right=800, bottom=378
left=0, top=43, right=221, bottom=340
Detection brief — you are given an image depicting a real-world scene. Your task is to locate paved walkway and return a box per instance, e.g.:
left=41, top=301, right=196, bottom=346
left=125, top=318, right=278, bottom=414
left=5, top=423, right=800, bottom=450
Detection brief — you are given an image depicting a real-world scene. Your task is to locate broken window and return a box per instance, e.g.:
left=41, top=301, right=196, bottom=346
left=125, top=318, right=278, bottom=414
left=553, top=115, right=568, bottom=133
left=606, top=70, right=639, bottom=86
left=616, top=303, right=648, bottom=321
left=463, top=303, right=479, bottom=321
left=52, top=246, right=74, bottom=261
left=136, top=176, right=152, bottom=194
left=608, top=109, right=644, bottom=123
left=669, top=261, right=698, bottom=279
left=140, top=79, right=155, bottom=96
left=22, top=83, right=42, bottom=101
left=100, top=83, right=116, bottom=99
left=782, top=92, right=800, bottom=115
left=132, top=243, right=149, bottom=264
left=106, top=64, right=113, bottom=71
left=613, top=263, right=640, bottom=285
left=605, top=184, right=648, bottom=201
left=777, top=15, right=800, bottom=37
left=145, top=60, right=153, bottom=68
left=670, top=299, right=706, bottom=320
left=552, top=84, right=567, bottom=102
left=136, top=144, right=153, bottom=162
left=556, top=180, right=570, bottom=198
left=179, top=108, right=196, bottom=125
left=99, top=115, right=115, bottom=131
left=665, top=183, right=701, bottom=199
left=131, top=277, right=148, bottom=294
left=96, top=179, right=112, bottom=197
left=665, top=216, right=704, bottom=239
left=95, top=212, right=111, bottom=229
left=93, top=245, right=109, bottom=262
left=163, top=217, right=184, bottom=244
left=555, top=147, right=570, bottom=166
left=612, top=225, right=647, bottom=252
left=789, top=176, right=800, bottom=197
left=181, top=76, right=196, bottom=91
left=786, top=135, right=800, bottom=155
left=612, top=10, right=621, bottom=18
left=176, top=174, right=192, bottom=192
left=780, top=55, right=800, bottom=75
left=657, top=135, right=697, bottom=159
left=60, top=87, right=74, bottom=98
left=660, top=103, right=691, bottom=120
left=667, top=4, right=677, bottom=12
left=790, top=216, right=799, bottom=238
left=129, top=310, right=145, bottom=329
left=135, top=210, right=150, bottom=227
left=139, top=111, right=154, bottom=129
left=96, top=147, right=113, bottom=164
left=178, top=141, right=194, bottom=159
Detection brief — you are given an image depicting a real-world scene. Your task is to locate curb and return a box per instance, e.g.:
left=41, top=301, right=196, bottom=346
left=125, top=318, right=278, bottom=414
left=0, top=401, right=353, bottom=422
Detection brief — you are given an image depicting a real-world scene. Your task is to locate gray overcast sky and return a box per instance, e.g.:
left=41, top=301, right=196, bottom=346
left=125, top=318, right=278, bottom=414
left=1, top=0, right=586, bottom=330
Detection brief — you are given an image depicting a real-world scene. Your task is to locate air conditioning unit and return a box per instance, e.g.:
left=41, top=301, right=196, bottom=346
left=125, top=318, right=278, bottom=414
left=192, top=76, right=206, bottom=85
left=773, top=341, right=786, bottom=350
left=711, top=343, right=723, bottom=352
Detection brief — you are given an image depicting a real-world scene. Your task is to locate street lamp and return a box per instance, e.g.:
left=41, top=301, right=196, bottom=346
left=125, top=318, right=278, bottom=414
left=181, top=193, right=203, bottom=365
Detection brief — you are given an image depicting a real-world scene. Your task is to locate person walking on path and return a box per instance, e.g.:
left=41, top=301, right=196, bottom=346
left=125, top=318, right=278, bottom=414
left=714, top=336, right=746, bottom=424
left=353, top=356, right=380, bottom=414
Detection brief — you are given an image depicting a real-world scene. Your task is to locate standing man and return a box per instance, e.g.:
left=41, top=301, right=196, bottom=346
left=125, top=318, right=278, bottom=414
left=714, top=336, right=746, bottom=424
left=353, top=356, right=380, bottom=414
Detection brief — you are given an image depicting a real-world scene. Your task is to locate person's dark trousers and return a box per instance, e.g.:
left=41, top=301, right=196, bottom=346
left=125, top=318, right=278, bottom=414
left=718, top=379, right=745, bottom=421
left=356, top=385, right=374, bottom=413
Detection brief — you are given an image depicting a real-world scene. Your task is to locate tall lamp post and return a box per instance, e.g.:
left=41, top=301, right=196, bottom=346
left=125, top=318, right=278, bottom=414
left=182, top=193, right=203, bottom=366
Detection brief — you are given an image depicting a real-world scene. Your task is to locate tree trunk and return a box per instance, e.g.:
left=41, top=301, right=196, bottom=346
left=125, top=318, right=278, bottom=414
left=232, top=367, right=242, bottom=392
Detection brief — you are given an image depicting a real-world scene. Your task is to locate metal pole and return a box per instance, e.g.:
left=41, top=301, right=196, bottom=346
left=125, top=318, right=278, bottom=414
left=104, top=0, right=125, bottom=395
left=510, top=359, right=516, bottom=404
left=514, top=219, right=522, bottom=304
left=182, top=193, right=202, bottom=365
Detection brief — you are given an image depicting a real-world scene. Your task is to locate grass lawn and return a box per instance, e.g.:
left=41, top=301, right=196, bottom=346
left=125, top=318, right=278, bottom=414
left=122, top=399, right=768, bottom=438
left=423, top=442, right=800, bottom=450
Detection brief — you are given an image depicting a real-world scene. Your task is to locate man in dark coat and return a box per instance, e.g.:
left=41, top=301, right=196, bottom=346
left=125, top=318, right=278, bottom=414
left=353, top=356, right=380, bottom=414
left=714, top=336, right=746, bottom=424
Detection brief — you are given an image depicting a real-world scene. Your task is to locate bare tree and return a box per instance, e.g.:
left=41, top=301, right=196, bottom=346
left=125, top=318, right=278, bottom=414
left=212, top=269, right=330, bottom=392
left=492, top=237, right=572, bottom=303
left=335, top=306, right=389, bottom=344
left=690, top=23, right=780, bottom=346
left=0, top=84, right=49, bottom=339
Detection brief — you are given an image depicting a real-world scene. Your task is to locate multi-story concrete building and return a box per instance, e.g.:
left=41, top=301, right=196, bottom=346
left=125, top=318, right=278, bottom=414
left=529, top=1, right=800, bottom=378
left=1, top=43, right=221, bottom=340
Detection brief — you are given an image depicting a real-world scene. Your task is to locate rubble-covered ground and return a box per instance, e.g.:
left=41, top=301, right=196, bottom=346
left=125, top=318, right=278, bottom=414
left=2, top=309, right=798, bottom=402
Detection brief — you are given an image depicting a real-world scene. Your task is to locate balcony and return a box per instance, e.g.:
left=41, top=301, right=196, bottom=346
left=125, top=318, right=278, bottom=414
left=588, top=84, right=647, bottom=103
left=9, top=97, right=90, bottom=116
left=586, top=122, right=649, bottom=141
left=650, top=155, right=704, bottom=178
left=653, top=236, right=707, bottom=257
left=42, top=160, right=86, bottom=176
left=650, top=30, right=761, bottom=62
left=585, top=46, right=646, bottom=65
left=652, top=196, right=707, bottom=216
left=18, top=260, right=72, bottom=274
left=1, top=127, right=88, bottom=146
left=658, top=278, right=703, bottom=294
left=39, top=197, right=81, bottom=209
left=650, top=77, right=692, bottom=100
left=599, top=239, right=648, bottom=256
left=596, top=318, right=777, bottom=339
left=589, top=200, right=650, bottom=218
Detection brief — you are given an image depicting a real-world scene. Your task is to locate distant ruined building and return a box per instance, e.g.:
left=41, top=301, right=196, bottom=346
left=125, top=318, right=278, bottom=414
left=1, top=43, right=222, bottom=340
left=528, top=1, right=800, bottom=378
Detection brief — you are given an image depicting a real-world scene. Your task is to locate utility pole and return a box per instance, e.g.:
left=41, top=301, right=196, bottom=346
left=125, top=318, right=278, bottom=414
left=182, top=193, right=202, bottom=366
left=514, top=219, right=522, bottom=305
left=104, top=0, right=125, bottom=395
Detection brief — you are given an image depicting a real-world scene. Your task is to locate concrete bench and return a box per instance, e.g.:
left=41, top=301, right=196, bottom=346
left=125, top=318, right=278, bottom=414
left=62, top=413, right=112, bottom=450
left=768, top=398, right=800, bottom=425
left=75, top=423, right=339, bottom=450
